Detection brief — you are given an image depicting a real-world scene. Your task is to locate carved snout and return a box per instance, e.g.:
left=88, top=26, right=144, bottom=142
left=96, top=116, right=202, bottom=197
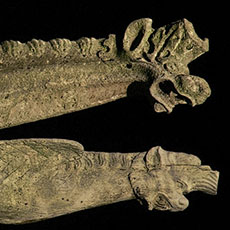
left=130, top=146, right=219, bottom=212
left=188, top=166, right=219, bottom=195
left=147, top=192, right=189, bottom=212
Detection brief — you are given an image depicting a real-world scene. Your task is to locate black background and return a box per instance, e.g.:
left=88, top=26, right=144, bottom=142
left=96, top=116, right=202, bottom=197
left=0, top=1, right=227, bottom=229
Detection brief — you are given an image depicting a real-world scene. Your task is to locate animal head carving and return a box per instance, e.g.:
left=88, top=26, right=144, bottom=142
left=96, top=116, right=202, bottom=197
left=129, top=147, right=219, bottom=211
left=123, top=18, right=211, bottom=113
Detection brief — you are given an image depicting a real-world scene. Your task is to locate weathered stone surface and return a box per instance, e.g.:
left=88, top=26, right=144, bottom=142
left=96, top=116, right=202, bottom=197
left=0, top=18, right=210, bottom=129
left=0, top=18, right=217, bottom=224
left=0, top=139, right=219, bottom=224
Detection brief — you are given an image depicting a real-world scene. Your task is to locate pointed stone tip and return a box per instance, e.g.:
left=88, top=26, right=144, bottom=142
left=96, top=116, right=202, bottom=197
left=195, top=168, right=220, bottom=195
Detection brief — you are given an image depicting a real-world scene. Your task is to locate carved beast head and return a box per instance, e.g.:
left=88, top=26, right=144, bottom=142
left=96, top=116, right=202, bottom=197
left=123, top=18, right=211, bottom=113
left=129, top=147, right=219, bottom=211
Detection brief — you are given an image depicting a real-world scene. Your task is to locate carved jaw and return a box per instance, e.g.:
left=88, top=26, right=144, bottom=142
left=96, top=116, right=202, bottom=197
left=129, top=146, right=219, bottom=212
left=149, top=74, right=211, bottom=113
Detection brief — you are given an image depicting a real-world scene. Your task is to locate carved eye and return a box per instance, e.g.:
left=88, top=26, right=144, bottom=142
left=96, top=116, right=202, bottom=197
left=186, top=43, right=193, bottom=50
left=176, top=180, right=187, bottom=191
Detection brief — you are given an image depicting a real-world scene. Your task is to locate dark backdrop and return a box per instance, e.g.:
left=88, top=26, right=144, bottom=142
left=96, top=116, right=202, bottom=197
left=0, top=1, right=227, bottom=229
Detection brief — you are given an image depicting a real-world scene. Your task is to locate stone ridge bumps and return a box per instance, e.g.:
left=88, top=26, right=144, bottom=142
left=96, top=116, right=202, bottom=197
left=0, top=18, right=210, bottom=129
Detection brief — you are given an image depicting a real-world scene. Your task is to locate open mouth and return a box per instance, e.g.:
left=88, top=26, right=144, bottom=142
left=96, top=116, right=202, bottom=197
left=154, top=80, right=192, bottom=113
left=150, top=79, right=192, bottom=113
left=150, top=75, right=211, bottom=113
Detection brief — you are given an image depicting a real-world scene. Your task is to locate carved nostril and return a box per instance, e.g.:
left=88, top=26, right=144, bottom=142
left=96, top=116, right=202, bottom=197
left=178, top=196, right=189, bottom=210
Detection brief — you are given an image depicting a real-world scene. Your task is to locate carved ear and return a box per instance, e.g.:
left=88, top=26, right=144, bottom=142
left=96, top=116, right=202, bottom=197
left=146, top=146, right=202, bottom=170
left=145, top=146, right=162, bottom=170
left=123, top=18, right=154, bottom=59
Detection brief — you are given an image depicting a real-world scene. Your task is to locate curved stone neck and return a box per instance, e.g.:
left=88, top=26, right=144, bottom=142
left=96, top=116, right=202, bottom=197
left=54, top=151, right=143, bottom=214
left=83, top=150, right=144, bottom=171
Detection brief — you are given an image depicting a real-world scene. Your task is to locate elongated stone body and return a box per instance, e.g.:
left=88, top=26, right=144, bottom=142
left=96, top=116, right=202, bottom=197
left=0, top=139, right=219, bottom=224
left=0, top=18, right=211, bottom=129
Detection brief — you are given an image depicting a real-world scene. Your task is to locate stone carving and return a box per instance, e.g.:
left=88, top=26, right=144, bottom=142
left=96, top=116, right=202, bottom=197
left=0, top=18, right=210, bottom=129
left=0, top=18, right=218, bottom=224
left=0, top=139, right=219, bottom=224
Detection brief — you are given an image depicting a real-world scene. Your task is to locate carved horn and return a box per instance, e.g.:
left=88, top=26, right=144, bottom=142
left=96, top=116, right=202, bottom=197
left=123, top=18, right=154, bottom=59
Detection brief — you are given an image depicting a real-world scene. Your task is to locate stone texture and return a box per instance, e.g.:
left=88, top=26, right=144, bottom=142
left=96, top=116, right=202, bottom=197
left=0, top=139, right=219, bottom=224
left=0, top=18, right=218, bottom=225
left=0, top=18, right=210, bottom=129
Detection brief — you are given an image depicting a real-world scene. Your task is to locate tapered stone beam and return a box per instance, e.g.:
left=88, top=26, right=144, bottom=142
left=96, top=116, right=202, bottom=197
left=0, top=18, right=210, bottom=129
left=0, top=139, right=219, bottom=224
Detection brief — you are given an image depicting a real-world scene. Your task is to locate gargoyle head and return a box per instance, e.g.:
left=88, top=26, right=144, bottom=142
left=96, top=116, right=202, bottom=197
left=123, top=18, right=211, bottom=113
left=129, top=147, right=219, bottom=211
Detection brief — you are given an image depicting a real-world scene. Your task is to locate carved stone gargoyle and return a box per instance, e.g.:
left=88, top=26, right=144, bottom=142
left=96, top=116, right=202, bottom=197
left=0, top=139, right=219, bottom=224
left=0, top=18, right=218, bottom=225
left=0, top=18, right=210, bottom=129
